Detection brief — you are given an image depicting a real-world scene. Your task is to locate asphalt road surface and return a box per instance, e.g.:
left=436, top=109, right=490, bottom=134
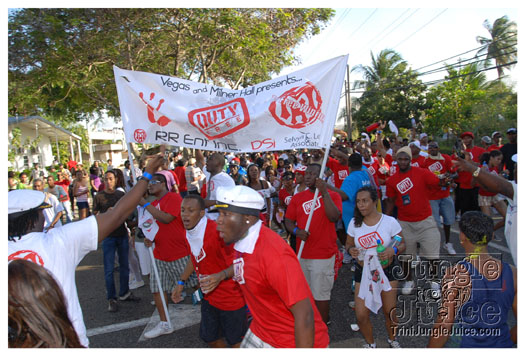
left=77, top=217, right=515, bottom=348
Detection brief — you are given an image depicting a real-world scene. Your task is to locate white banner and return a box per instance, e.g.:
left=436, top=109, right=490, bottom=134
left=114, top=55, right=348, bottom=153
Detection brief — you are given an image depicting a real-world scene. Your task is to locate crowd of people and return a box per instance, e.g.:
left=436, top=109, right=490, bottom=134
left=7, top=124, right=517, bottom=348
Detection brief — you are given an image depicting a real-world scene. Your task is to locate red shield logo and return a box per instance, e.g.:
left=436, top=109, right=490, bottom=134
left=8, top=250, right=45, bottom=266
left=134, top=129, right=147, bottom=143
left=269, top=82, right=324, bottom=128
left=188, top=98, right=250, bottom=140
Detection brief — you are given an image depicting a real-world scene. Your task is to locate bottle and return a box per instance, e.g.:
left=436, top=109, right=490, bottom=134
left=376, top=239, right=388, bottom=266
left=366, top=122, right=380, bottom=133
left=387, top=235, right=402, bottom=248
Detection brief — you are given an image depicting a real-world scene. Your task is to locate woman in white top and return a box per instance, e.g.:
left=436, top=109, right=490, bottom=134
left=246, top=164, right=272, bottom=226
left=73, top=170, right=90, bottom=220
left=346, top=186, right=406, bottom=348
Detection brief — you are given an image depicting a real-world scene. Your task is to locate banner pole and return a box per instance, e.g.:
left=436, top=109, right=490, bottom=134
left=126, top=141, right=171, bottom=328
left=296, top=144, right=331, bottom=260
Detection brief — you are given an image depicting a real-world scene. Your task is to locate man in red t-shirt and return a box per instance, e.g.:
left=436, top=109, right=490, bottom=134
left=141, top=173, right=198, bottom=339
left=326, top=147, right=349, bottom=189
left=216, top=185, right=329, bottom=348
left=173, top=159, right=188, bottom=197
left=409, top=141, right=427, bottom=167
left=488, top=131, right=503, bottom=151
left=385, top=146, right=448, bottom=296
left=285, top=164, right=342, bottom=325
left=453, top=131, right=484, bottom=215
left=173, top=195, right=247, bottom=347
left=422, top=142, right=457, bottom=255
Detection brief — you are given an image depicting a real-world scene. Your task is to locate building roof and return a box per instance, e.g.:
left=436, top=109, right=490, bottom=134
left=8, top=116, right=81, bottom=141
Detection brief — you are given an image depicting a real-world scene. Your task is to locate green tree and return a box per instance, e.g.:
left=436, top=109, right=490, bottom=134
left=476, top=15, right=518, bottom=78
left=351, top=49, right=427, bottom=134
left=9, top=8, right=334, bottom=121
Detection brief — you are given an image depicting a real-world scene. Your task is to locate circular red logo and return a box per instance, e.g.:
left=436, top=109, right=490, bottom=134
left=134, top=129, right=147, bottom=143
left=8, top=250, right=45, bottom=267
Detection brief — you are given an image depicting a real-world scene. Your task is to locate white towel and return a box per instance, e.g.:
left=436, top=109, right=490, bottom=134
left=358, top=252, right=392, bottom=314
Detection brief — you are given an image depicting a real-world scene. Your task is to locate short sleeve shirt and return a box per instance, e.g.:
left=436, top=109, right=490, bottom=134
left=386, top=167, right=439, bottom=222
left=152, top=192, right=189, bottom=261
left=340, top=170, right=372, bottom=231
left=347, top=214, right=402, bottom=254
left=8, top=216, right=99, bottom=347
left=285, top=189, right=342, bottom=259
left=234, top=226, right=329, bottom=348
left=422, top=154, right=454, bottom=200
left=326, top=157, right=349, bottom=188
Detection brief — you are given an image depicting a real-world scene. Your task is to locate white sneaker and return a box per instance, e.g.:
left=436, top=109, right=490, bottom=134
left=444, top=242, right=456, bottom=255
left=387, top=338, right=401, bottom=348
left=144, top=321, right=174, bottom=339
left=363, top=343, right=376, bottom=348
left=401, top=280, right=415, bottom=295
left=129, top=280, right=145, bottom=289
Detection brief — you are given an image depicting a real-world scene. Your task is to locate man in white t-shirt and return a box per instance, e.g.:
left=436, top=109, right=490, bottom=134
left=8, top=155, right=165, bottom=347
left=33, top=178, right=64, bottom=230
left=196, top=150, right=235, bottom=221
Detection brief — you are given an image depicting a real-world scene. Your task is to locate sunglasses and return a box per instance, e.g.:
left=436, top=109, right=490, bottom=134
left=148, top=180, right=162, bottom=185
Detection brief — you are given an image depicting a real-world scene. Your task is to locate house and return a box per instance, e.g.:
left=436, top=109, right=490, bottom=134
left=88, top=127, right=128, bottom=168
left=8, top=116, right=82, bottom=171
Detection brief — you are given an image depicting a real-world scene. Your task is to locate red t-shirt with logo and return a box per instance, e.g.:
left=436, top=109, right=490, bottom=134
left=326, top=157, right=349, bottom=188
left=422, top=154, right=454, bottom=200
left=174, top=166, right=187, bottom=193
left=487, top=144, right=503, bottom=152
left=279, top=188, right=293, bottom=207
left=233, top=226, right=329, bottom=348
left=152, top=192, right=190, bottom=261
left=285, top=189, right=342, bottom=259
left=366, top=159, right=380, bottom=187
left=411, top=155, right=426, bottom=168
left=386, top=167, right=440, bottom=222
left=185, top=219, right=245, bottom=310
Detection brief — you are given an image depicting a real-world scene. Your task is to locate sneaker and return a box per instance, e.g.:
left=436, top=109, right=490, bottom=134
left=444, top=242, right=456, bottom=255
left=401, top=280, right=415, bottom=295
left=119, top=291, right=141, bottom=302
left=343, top=249, right=352, bottom=264
left=387, top=338, right=401, bottom=348
left=129, top=280, right=145, bottom=289
left=108, top=299, right=118, bottom=312
left=430, top=281, right=441, bottom=299
left=363, top=343, right=376, bottom=348
left=144, top=321, right=174, bottom=339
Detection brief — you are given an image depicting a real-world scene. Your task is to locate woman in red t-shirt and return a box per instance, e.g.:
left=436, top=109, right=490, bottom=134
left=477, top=151, right=506, bottom=232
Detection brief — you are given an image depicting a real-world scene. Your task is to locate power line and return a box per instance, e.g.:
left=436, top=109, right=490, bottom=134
left=365, top=8, right=420, bottom=52
left=344, top=8, right=379, bottom=42
left=392, top=8, right=448, bottom=49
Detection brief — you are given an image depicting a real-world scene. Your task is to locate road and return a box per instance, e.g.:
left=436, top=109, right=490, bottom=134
left=77, top=217, right=515, bottom=348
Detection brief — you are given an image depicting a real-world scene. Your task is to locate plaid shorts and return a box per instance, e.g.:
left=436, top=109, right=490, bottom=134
left=478, top=194, right=504, bottom=207
left=240, top=328, right=274, bottom=348
left=149, top=255, right=198, bottom=293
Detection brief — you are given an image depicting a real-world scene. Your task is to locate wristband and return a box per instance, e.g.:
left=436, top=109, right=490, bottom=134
left=293, top=227, right=298, bottom=235
left=222, top=270, right=228, bottom=280
left=143, top=171, right=153, bottom=180
left=393, top=246, right=399, bottom=255
left=177, top=280, right=185, bottom=286
left=143, top=202, right=150, bottom=209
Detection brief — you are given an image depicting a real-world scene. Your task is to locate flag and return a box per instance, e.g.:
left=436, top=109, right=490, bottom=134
left=114, top=55, right=348, bottom=152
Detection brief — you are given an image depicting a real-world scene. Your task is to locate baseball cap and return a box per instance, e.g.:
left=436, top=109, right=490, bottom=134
left=8, top=190, right=52, bottom=216
left=481, top=136, right=492, bottom=144
left=507, top=128, right=517, bottom=134
left=215, top=186, right=265, bottom=216
left=492, top=131, right=501, bottom=138
left=409, top=140, right=421, bottom=149
left=460, top=132, right=474, bottom=139
left=419, top=133, right=428, bottom=139
left=396, top=146, right=413, bottom=160
left=295, top=165, right=307, bottom=175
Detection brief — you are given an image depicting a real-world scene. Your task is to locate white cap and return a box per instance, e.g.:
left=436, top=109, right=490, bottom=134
left=409, top=140, right=421, bottom=149
left=8, top=190, right=51, bottom=216
left=419, top=133, right=428, bottom=139
left=216, top=186, right=264, bottom=216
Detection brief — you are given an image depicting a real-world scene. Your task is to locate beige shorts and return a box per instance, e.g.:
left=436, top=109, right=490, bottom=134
left=299, top=254, right=335, bottom=301
left=399, top=216, right=441, bottom=260
left=478, top=194, right=504, bottom=207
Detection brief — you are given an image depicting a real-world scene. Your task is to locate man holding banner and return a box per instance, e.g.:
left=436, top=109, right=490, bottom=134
left=284, top=164, right=342, bottom=325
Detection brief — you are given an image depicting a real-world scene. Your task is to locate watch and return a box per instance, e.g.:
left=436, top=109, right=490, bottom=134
left=472, top=167, right=481, bottom=177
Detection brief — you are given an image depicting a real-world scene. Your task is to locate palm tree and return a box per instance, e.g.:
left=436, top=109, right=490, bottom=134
left=352, top=49, right=408, bottom=87
left=476, top=16, right=517, bottom=78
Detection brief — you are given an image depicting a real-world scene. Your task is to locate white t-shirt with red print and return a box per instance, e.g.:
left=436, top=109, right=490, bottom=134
left=347, top=214, right=402, bottom=255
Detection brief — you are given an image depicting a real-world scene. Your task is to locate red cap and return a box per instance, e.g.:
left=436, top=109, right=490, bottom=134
left=460, top=131, right=474, bottom=139
left=295, top=165, right=307, bottom=175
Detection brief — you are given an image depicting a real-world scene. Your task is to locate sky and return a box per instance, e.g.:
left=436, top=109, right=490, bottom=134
left=279, top=7, right=519, bottom=87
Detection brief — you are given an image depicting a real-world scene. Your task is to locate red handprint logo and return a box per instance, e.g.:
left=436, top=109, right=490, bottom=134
left=139, top=92, right=172, bottom=127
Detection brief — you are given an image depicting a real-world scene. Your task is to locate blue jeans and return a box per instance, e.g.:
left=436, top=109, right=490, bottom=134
left=102, top=235, right=130, bottom=300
